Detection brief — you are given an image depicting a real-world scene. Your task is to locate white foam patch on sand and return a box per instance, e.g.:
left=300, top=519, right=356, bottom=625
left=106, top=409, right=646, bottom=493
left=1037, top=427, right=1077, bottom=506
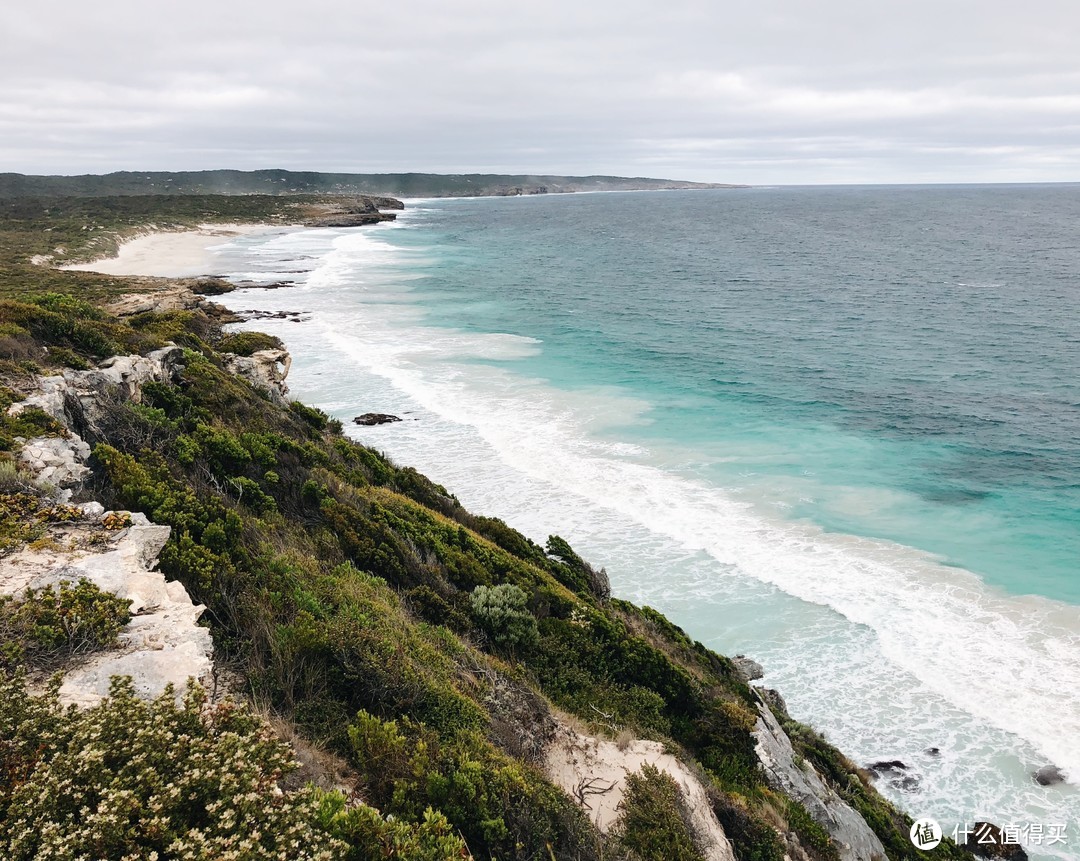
left=60, top=224, right=283, bottom=277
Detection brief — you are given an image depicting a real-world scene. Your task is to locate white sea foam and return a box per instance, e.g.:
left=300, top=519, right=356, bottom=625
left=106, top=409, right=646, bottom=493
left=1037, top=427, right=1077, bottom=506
left=213, top=224, right=1080, bottom=859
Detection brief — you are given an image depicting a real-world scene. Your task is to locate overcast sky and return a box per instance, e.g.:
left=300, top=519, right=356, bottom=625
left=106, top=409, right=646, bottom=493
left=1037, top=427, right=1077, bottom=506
left=3, top=1, right=1079, bottom=184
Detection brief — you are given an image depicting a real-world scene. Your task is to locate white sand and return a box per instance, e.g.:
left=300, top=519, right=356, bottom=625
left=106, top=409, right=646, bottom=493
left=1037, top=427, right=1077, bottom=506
left=60, top=223, right=277, bottom=278
left=545, top=723, right=736, bottom=860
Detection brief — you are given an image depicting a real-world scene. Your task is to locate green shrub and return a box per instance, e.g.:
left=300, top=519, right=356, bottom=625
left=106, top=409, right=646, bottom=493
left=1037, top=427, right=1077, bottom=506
left=470, top=583, right=539, bottom=654
left=347, top=710, right=596, bottom=860
left=219, top=330, right=285, bottom=357
left=289, top=400, right=331, bottom=431
left=43, top=346, right=89, bottom=370
left=0, top=579, right=131, bottom=668
left=0, top=675, right=344, bottom=860
left=615, top=764, right=705, bottom=861
left=314, top=791, right=471, bottom=860
left=710, top=794, right=786, bottom=861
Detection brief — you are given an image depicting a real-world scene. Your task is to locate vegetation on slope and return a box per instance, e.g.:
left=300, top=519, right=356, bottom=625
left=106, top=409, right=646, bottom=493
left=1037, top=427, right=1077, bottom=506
left=0, top=197, right=968, bottom=860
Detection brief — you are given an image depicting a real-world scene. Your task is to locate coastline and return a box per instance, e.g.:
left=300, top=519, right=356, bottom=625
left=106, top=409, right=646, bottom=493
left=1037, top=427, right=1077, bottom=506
left=24, top=219, right=928, bottom=861
left=59, top=223, right=281, bottom=278
left=61, top=217, right=1078, bottom=851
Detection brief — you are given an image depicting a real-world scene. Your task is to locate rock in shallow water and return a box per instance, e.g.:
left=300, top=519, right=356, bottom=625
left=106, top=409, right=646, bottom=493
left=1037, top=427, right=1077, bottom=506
left=1033, top=764, right=1066, bottom=786
left=354, top=413, right=402, bottom=426
left=866, top=760, right=921, bottom=792
left=963, top=822, right=1029, bottom=860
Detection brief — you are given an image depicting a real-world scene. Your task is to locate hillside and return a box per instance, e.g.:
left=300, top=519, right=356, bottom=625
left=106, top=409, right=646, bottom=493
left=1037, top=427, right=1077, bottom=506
left=0, top=170, right=742, bottom=199
left=0, top=194, right=969, bottom=861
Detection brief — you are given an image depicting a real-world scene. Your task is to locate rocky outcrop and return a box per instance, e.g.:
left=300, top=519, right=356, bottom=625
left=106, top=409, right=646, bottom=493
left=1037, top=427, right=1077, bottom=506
left=732, top=654, right=764, bottom=681
left=545, top=722, right=737, bottom=861
left=303, top=196, right=401, bottom=228
left=304, top=212, right=397, bottom=228
left=754, top=700, right=888, bottom=861
left=222, top=348, right=291, bottom=405
left=9, top=346, right=187, bottom=502
left=104, top=286, right=205, bottom=317
left=1, top=512, right=213, bottom=707
left=964, top=823, right=1029, bottom=860
left=354, top=413, right=401, bottom=426
left=3, top=349, right=214, bottom=707
left=10, top=345, right=186, bottom=442
left=18, top=435, right=92, bottom=498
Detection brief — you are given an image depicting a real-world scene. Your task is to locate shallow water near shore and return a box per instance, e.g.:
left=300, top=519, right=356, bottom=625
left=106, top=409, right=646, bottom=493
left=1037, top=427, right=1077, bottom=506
left=211, top=186, right=1080, bottom=858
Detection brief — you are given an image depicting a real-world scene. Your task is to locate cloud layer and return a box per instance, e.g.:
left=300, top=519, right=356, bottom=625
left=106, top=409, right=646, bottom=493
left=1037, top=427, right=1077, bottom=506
left=3, top=1, right=1079, bottom=183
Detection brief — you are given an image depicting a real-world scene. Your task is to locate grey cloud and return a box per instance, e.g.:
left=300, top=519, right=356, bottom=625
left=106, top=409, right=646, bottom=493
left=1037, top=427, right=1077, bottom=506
left=1, top=0, right=1078, bottom=182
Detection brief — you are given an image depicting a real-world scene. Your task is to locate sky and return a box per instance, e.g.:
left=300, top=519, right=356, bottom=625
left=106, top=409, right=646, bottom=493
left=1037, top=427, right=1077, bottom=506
left=2, top=1, right=1079, bottom=184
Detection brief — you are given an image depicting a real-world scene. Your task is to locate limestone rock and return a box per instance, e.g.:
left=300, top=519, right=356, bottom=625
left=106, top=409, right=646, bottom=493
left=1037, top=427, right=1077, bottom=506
left=305, top=212, right=397, bottom=228
left=3, top=349, right=213, bottom=707
left=9, top=345, right=186, bottom=442
left=754, top=700, right=888, bottom=861
left=2, top=513, right=213, bottom=708
left=104, top=287, right=204, bottom=317
left=732, top=654, right=764, bottom=681
left=223, top=349, right=292, bottom=405
left=19, top=435, right=92, bottom=498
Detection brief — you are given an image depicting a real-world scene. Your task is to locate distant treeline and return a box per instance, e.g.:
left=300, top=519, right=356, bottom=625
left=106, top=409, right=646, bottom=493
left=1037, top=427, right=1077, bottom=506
left=0, top=169, right=740, bottom=198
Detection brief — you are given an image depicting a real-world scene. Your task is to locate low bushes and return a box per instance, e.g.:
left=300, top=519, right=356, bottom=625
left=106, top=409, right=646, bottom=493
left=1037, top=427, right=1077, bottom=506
left=0, top=578, right=131, bottom=668
left=0, top=675, right=343, bottom=861
left=615, top=764, right=705, bottom=861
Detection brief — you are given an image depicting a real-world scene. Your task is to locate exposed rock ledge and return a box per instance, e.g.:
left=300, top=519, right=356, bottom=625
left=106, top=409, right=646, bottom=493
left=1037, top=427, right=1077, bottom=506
left=3, top=346, right=215, bottom=707
left=1, top=511, right=213, bottom=708
left=11, top=346, right=187, bottom=501
left=754, top=698, right=888, bottom=861
left=222, top=349, right=291, bottom=405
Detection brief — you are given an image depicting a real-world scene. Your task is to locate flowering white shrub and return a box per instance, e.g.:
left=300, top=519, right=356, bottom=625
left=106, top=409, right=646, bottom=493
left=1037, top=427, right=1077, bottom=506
left=0, top=674, right=344, bottom=860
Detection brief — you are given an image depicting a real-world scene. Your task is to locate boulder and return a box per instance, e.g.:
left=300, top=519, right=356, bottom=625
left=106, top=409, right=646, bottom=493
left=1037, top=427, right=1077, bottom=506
left=354, top=413, right=402, bottom=426
left=963, top=822, right=1029, bottom=860
left=731, top=654, right=764, bottom=681
left=1033, top=764, right=1066, bottom=786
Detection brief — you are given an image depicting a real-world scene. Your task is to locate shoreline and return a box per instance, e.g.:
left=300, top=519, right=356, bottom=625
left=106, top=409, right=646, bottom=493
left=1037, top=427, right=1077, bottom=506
left=50, top=212, right=1078, bottom=857
left=59, top=223, right=283, bottom=278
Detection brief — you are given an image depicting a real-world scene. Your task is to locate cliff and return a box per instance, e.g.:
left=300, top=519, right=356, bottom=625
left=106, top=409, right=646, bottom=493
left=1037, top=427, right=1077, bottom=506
left=0, top=198, right=972, bottom=861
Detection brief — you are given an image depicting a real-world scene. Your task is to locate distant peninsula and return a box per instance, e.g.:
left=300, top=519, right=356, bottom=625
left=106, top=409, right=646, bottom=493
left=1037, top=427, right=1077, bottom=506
left=0, top=169, right=745, bottom=199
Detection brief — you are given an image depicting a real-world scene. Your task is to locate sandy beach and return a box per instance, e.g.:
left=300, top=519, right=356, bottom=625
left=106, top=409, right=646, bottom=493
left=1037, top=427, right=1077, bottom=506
left=60, top=223, right=279, bottom=278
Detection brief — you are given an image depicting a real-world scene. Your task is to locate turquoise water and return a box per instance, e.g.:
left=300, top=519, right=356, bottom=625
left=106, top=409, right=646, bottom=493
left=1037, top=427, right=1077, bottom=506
left=212, top=186, right=1080, bottom=858
left=385, top=188, right=1080, bottom=602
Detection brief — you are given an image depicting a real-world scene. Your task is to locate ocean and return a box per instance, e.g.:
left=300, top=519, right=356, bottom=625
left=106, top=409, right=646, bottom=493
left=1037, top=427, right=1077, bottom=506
left=210, top=186, right=1080, bottom=857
